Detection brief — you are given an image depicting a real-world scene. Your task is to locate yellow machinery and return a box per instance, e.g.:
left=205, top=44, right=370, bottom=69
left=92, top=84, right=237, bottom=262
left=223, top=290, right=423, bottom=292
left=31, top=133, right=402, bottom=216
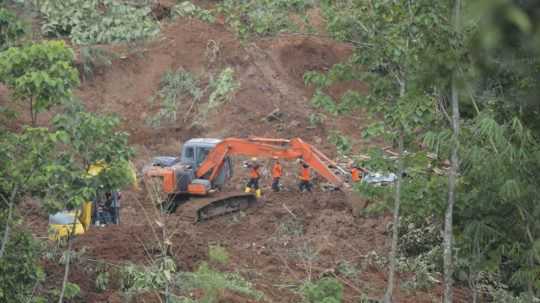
left=48, top=162, right=136, bottom=240
left=48, top=202, right=93, bottom=241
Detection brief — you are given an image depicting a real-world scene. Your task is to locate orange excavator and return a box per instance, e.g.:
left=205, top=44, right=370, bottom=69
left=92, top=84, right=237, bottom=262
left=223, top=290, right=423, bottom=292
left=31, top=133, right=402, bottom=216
left=144, top=137, right=348, bottom=221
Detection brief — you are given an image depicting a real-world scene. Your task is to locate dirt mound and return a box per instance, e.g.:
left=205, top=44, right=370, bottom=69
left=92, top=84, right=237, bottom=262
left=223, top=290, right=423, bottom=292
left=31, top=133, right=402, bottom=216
left=277, top=37, right=346, bottom=85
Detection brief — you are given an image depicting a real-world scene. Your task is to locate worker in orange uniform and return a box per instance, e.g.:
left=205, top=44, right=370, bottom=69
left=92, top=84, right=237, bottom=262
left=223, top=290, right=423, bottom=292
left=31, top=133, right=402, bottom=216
left=271, top=157, right=282, bottom=192
left=245, top=158, right=262, bottom=198
left=349, top=161, right=368, bottom=183
left=298, top=162, right=312, bottom=192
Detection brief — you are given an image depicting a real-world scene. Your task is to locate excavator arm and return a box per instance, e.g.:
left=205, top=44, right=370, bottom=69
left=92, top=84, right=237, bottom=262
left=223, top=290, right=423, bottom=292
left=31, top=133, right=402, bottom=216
left=196, top=137, right=344, bottom=187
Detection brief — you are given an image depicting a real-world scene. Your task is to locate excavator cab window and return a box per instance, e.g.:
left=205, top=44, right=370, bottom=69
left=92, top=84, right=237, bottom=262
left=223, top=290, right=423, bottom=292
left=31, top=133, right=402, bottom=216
left=196, top=147, right=211, bottom=166
left=185, top=147, right=194, bottom=159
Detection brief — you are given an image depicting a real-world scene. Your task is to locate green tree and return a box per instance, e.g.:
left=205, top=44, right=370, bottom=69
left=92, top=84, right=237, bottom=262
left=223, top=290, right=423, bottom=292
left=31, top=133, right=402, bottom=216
left=0, top=8, right=25, bottom=50
left=0, top=221, right=43, bottom=303
left=319, top=1, right=456, bottom=301
left=0, top=41, right=79, bottom=125
left=0, top=127, right=59, bottom=259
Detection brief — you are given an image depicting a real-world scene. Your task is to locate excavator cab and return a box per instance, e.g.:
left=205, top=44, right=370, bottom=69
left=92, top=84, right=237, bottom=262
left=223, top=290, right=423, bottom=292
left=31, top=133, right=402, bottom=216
left=180, top=138, right=233, bottom=187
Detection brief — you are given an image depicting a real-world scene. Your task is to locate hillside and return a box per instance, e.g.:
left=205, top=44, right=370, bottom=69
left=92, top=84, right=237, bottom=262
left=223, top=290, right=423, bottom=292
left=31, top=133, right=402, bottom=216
left=14, top=11, right=470, bottom=303
left=4, top=1, right=539, bottom=303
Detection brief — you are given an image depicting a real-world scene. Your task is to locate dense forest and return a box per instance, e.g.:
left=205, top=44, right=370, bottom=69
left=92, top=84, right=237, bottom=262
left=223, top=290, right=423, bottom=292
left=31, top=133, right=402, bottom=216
left=1, top=0, right=540, bottom=302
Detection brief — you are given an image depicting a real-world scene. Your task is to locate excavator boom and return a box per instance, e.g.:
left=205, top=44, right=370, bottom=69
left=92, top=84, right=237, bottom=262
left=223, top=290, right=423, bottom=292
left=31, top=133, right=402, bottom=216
left=196, top=137, right=343, bottom=187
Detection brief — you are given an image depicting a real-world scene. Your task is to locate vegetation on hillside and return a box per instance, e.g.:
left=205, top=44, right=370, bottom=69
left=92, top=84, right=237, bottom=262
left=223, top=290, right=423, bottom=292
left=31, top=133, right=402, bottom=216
left=1, top=0, right=540, bottom=302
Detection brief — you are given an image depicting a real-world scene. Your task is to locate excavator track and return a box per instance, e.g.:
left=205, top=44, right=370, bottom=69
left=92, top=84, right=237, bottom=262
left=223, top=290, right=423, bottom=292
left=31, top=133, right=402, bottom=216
left=175, top=192, right=257, bottom=222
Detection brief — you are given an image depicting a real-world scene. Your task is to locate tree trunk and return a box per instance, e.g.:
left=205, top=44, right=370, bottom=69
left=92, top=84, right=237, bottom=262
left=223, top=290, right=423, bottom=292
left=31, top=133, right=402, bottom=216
left=0, top=186, right=19, bottom=259
left=443, top=60, right=461, bottom=303
left=29, top=98, right=36, bottom=127
left=384, top=79, right=406, bottom=303
left=58, top=210, right=79, bottom=303
left=443, top=1, right=461, bottom=303
left=383, top=131, right=404, bottom=303
left=0, top=200, right=14, bottom=259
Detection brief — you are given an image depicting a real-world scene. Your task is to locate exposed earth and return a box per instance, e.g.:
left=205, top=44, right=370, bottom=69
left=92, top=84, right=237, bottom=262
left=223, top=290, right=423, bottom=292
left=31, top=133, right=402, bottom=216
left=13, top=7, right=471, bottom=303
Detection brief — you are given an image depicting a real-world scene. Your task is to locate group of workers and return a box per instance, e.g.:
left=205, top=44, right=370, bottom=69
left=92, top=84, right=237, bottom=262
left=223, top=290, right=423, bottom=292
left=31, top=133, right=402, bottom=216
left=244, top=158, right=367, bottom=197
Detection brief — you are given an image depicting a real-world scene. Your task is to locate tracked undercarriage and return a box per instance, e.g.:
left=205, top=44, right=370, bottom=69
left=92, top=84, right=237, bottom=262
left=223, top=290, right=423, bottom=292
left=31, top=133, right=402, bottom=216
left=164, top=192, right=257, bottom=222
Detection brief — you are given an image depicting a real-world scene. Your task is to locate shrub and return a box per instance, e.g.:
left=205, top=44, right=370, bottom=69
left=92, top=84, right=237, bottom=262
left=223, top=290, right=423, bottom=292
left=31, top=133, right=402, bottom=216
left=79, top=46, right=116, bottom=81
left=0, top=8, right=25, bottom=50
left=38, top=0, right=159, bottom=45
left=173, top=1, right=215, bottom=23
left=147, top=68, right=202, bottom=127
left=178, top=262, right=263, bottom=303
left=208, top=67, right=238, bottom=108
left=302, top=277, right=343, bottom=303
left=208, top=245, right=229, bottom=265
left=217, top=0, right=315, bottom=38
left=0, top=223, right=44, bottom=303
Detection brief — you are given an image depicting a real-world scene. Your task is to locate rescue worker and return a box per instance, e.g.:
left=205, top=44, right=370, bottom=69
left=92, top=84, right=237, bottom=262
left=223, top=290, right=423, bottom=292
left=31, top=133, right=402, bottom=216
left=271, top=157, right=282, bottom=192
left=298, top=162, right=312, bottom=192
left=349, top=161, right=368, bottom=183
left=245, top=158, right=262, bottom=198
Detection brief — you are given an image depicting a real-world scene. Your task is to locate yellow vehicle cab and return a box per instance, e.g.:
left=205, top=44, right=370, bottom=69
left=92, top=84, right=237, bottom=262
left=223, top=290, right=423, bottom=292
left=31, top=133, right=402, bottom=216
left=48, top=202, right=92, bottom=241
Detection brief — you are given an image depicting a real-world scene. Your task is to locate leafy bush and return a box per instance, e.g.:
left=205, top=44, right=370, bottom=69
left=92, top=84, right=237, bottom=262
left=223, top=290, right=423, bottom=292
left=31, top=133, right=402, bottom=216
left=208, top=245, right=229, bottom=265
left=0, top=223, right=44, bottom=303
left=79, top=46, right=116, bottom=81
left=0, top=8, right=25, bottom=50
left=301, top=277, right=343, bottom=303
left=217, top=0, right=314, bottom=38
left=336, top=260, right=359, bottom=280
left=38, top=0, right=159, bottom=45
left=178, top=262, right=263, bottom=303
left=147, top=68, right=202, bottom=127
left=328, top=132, right=351, bottom=156
left=173, top=1, right=215, bottom=23
left=208, top=67, right=238, bottom=108
left=398, top=217, right=442, bottom=257
left=95, top=271, right=109, bottom=292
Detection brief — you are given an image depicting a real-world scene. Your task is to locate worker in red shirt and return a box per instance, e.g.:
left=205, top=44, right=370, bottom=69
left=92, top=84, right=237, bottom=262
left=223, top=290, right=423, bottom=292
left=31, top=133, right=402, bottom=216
left=245, top=158, right=262, bottom=198
left=271, top=157, right=282, bottom=192
left=298, top=162, right=312, bottom=192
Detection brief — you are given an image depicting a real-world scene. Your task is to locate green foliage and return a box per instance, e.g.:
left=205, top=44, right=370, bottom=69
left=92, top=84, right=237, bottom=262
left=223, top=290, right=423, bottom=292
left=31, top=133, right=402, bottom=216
left=0, top=41, right=79, bottom=125
left=301, top=277, right=343, bottom=303
left=208, top=245, right=229, bottom=265
left=79, top=46, right=115, bottom=81
left=121, top=257, right=176, bottom=295
left=95, top=271, right=109, bottom=292
left=173, top=1, right=215, bottom=23
left=208, top=67, right=238, bottom=108
left=328, top=131, right=351, bottom=156
left=311, top=90, right=338, bottom=115
left=26, top=102, right=135, bottom=213
left=217, top=0, right=314, bottom=38
left=38, top=0, right=159, bottom=45
left=147, top=68, right=202, bottom=127
left=308, top=113, right=326, bottom=127
left=63, top=282, right=80, bottom=300
left=0, top=8, right=25, bottom=50
left=336, top=260, right=359, bottom=280
left=178, top=262, right=263, bottom=303
left=0, top=222, right=43, bottom=303
left=0, top=127, right=59, bottom=205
